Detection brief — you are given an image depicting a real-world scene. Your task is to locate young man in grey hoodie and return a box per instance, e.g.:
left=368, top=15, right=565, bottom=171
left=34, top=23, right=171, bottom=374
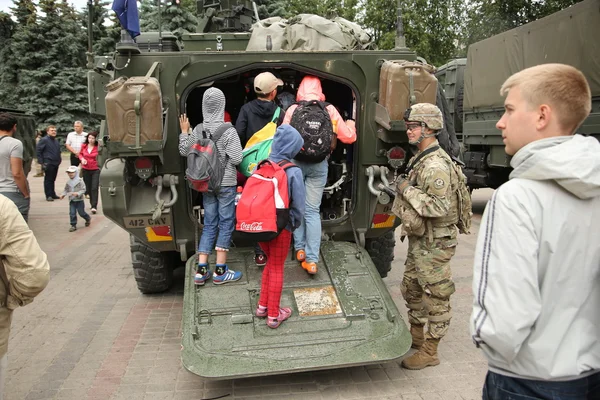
left=471, top=63, right=600, bottom=398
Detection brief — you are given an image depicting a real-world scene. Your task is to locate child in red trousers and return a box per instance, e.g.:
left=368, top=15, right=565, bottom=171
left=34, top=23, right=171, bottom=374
left=255, top=125, right=306, bottom=328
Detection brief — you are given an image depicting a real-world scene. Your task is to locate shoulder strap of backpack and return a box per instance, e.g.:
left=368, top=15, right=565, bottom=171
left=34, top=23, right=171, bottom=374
left=271, top=107, right=281, bottom=123
left=277, top=159, right=298, bottom=171
left=0, top=135, right=8, bottom=143
left=404, top=145, right=440, bottom=175
left=209, top=122, right=232, bottom=144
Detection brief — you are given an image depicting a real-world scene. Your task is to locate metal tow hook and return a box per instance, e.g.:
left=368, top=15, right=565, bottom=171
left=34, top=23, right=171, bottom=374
left=365, top=167, right=392, bottom=205
left=108, top=181, right=117, bottom=196
left=152, top=175, right=179, bottom=221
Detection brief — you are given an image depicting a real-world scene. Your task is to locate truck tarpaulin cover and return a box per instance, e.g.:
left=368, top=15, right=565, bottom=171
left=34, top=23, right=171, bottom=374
left=464, top=0, right=600, bottom=109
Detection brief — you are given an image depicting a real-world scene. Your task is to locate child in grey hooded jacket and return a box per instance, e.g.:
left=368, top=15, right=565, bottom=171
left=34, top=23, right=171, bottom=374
left=60, top=165, right=91, bottom=232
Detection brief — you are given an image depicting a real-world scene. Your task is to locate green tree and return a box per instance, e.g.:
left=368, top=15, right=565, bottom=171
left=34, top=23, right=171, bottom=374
left=362, top=0, right=463, bottom=66
left=463, top=0, right=583, bottom=47
left=82, top=0, right=120, bottom=56
left=286, top=0, right=358, bottom=21
left=0, top=12, right=18, bottom=107
left=10, top=0, right=97, bottom=132
left=254, top=0, right=288, bottom=19
left=140, top=0, right=197, bottom=39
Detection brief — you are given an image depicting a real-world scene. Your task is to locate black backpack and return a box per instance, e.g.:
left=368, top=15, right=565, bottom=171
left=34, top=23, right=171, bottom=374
left=185, top=123, right=231, bottom=194
left=290, top=100, right=334, bottom=162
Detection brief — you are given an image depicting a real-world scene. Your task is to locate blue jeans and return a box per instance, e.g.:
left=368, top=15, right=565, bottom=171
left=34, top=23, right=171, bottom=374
left=198, top=186, right=236, bottom=254
left=292, top=159, right=328, bottom=263
left=483, top=371, right=600, bottom=400
left=0, top=190, right=30, bottom=222
left=69, top=201, right=90, bottom=226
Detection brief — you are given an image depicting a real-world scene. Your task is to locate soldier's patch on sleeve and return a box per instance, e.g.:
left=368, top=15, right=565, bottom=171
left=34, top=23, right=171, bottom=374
left=424, top=168, right=450, bottom=197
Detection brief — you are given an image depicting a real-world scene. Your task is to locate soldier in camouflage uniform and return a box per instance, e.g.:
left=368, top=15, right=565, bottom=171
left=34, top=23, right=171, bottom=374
left=392, top=103, right=460, bottom=370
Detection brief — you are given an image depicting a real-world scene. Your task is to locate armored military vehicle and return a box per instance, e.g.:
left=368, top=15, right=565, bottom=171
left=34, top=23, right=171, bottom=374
left=87, top=0, right=461, bottom=378
left=436, top=0, right=600, bottom=189
left=0, top=107, right=37, bottom=177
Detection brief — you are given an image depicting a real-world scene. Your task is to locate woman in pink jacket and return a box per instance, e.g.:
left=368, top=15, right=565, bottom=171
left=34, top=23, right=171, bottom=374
left=79, top=132, right=100, bottom=214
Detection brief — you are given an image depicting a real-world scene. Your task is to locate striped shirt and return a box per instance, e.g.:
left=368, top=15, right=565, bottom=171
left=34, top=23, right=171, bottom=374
left=178, top=124, right=242, bottom=187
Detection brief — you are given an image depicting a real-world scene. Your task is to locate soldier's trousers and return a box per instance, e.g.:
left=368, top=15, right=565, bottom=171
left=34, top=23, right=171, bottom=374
left=401, top=235, right=456, bottom=340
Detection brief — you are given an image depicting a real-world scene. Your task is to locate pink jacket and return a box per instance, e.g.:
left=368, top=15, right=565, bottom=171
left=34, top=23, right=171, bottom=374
left=79, top=144, right=100, bottom=170
left=282, top=76, right=357, bottom=144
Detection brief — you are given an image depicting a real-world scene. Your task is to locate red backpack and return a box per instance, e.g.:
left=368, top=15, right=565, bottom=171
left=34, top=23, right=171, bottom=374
left=235, top=159, right=297, bottom=242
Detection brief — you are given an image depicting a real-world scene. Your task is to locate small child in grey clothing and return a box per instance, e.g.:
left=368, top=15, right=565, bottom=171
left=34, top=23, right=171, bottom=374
left=60, top=166, right=91, bottom=231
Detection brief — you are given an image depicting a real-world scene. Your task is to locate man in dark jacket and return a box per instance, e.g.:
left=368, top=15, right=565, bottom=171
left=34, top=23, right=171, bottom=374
left=236, top=72, right=285, bottom=147
left=36, top=125, right=62, bottom=202
left=235, top=72, right=285, bottom=266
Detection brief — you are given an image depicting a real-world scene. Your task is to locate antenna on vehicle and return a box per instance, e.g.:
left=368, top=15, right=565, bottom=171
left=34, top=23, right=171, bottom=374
left=251, top=1, right=265, bottom=28
left=394, top=0, right=406, bottom=50
left=158, top=0, right=163, bottom=52
left=86, top=0, right=94, bottom=69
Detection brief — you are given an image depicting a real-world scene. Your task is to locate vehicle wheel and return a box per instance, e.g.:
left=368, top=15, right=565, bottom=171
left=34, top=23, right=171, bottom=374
left=365, top=230, right=396, bottom=278
left=130, top=235, right=174, bottom=294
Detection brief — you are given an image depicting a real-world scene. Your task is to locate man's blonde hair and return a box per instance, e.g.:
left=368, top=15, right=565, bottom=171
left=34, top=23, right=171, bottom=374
left=500, top=63, right=591, bottom=133
left=46, top=125, right=56, bottom=131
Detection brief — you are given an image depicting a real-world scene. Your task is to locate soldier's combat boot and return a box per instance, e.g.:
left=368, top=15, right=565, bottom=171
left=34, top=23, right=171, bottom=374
left=401, top=338, right=440, bottom=370
left=410, top=324, right=425, bottom=349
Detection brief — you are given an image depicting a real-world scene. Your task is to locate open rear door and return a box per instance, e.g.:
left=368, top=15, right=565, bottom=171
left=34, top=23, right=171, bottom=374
left=182, top=241, right=411, bottom=379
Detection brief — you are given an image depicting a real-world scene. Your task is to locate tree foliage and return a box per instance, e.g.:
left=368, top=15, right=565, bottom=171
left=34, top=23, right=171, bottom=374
left=139, top=0, right=197, bottom=39
left=463, top=0, right=583, bottom=48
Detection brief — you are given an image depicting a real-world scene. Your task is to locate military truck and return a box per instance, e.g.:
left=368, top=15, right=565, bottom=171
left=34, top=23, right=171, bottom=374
left=87, top=0, right=462, bottom=379
left=0, top=107, right=37, bottom=177
left=436, top=0, right=600, bottom=189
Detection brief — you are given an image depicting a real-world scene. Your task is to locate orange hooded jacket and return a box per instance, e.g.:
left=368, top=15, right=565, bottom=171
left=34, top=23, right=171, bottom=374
left=282, top=76, right=357, bottom=144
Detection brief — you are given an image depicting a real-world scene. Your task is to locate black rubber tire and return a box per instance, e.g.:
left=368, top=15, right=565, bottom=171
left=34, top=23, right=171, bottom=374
left=130, top=235, right=174, bottom=294
left=365, top=230, right=396, bottom=278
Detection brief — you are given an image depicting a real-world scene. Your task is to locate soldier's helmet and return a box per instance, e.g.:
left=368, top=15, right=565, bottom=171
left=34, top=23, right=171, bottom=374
left=403, top=103, right=444, bottom=131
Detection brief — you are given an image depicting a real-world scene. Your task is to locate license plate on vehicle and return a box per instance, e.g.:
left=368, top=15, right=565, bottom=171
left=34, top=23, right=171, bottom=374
left=123, top=214, right=172, bottom=228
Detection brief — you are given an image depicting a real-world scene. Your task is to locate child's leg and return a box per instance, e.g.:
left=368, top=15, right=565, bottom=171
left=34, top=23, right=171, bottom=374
left=69, top=201, right=77, bottom=226
left=266, top=230, right=292, bottom=318
left=76, top=201, right=90, bottom=221
left=257, top=241, right=271, bottom=310
left=198, top=192, right=219, bottom=265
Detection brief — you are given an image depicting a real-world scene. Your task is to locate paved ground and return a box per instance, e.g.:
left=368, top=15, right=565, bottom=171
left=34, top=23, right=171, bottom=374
left=5, top=160, right=493, bottom=400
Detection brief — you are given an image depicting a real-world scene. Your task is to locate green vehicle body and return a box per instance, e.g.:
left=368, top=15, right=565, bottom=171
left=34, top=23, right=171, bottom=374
left=0, top=107, right=37, bottom=177
left=436, top=0, right=600, bottom=189
left=85, top=2, right=460, bottom=378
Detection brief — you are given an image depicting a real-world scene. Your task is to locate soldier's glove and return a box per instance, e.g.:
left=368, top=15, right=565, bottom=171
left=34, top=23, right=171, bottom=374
left=396, top=176, right=411, bottom=195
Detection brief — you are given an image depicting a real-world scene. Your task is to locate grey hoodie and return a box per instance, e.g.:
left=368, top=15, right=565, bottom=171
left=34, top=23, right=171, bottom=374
left=62, top=170, right=86, bottom=202
left=178, top=88, right=243, bottom=187
left=471, top=134, right=600, bottom=380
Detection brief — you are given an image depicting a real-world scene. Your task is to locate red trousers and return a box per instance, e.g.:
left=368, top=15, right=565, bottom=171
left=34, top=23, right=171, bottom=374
left=258, top=229, right=292, bottom=318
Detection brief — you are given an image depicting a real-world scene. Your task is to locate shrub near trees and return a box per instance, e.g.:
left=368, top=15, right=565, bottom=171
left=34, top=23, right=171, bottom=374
left=0, top=0, right=584, bottom=133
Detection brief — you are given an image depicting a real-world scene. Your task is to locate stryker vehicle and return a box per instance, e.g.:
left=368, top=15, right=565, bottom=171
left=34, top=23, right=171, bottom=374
left=87, top=0, right=459, bottom=379
left=0, top=107, right=37, bottom=177
left=436, top=0, right=600, bottom=189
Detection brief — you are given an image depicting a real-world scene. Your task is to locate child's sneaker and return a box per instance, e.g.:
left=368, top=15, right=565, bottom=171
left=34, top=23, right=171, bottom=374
left=267, top=307, right=293, bottom=329
left=69, top=225, right=77, bottom=232
left=212, top=267, right=242, bottom=285
left=295, top=249, right=306, bottom=262
left=194, top=269, right=211, bottom=285
left=85, top=218, right=91, bottom=227
left=254, top=253, right=267, bottom=266
left=256, top=305, right=268, bottom=318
